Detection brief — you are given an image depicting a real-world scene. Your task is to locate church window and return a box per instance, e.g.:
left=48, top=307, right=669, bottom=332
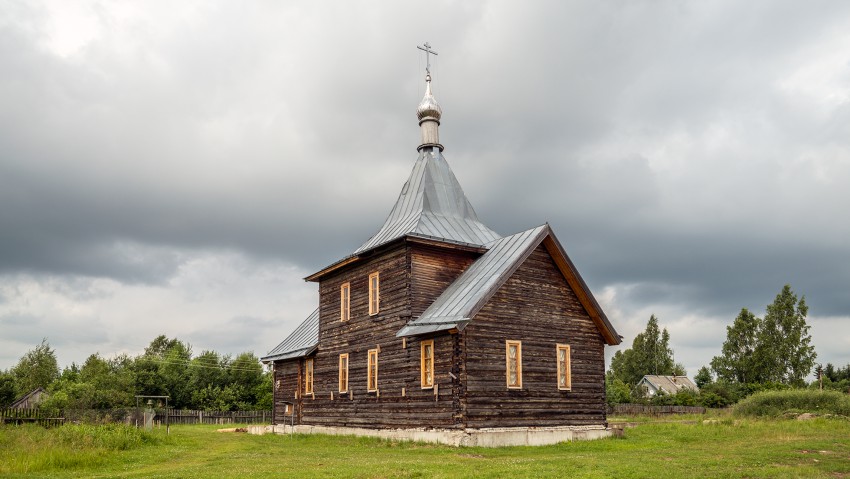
left=506, top=340, right=522, bottom=389
left=421, top=340, right=434, bottom=388
left=340, top=282, right=350, bottom=321
left=367, top=349, right=378, bottom=392
left=339, top=354, right=349, bottom=393
left=305, top=358, right=314, bottom=395
left=368, top=272, right=380, bottom=315
left=557, top=344, right=571, bottom=390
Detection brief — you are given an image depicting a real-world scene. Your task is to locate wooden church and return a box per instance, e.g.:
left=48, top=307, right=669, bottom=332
left=262, top=47, right=621, bottom=445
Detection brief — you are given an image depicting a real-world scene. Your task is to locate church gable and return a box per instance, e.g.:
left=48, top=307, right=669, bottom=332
left=397, top=225, right=619, bottom=345
left=409, top=242, right=481, bottom=318
left=462, top=243, right=607, bottom=428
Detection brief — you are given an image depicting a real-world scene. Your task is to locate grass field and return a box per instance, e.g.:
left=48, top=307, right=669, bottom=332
left=1, top=416, right=849, bottom=478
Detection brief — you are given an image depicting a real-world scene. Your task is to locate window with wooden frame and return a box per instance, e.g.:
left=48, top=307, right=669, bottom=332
left=557, top=344, right=571, bottom=390
left=368, top=272, right=380, bottom=315
left=506, top=340, right=522, bottom=389
left=338, top=353, right=349, bottom=393
left=305, top=358, right=314, bottom=395
left=420, top=339, right=434, bottom=388
left=367, top=349, right=378, bottom=392
left=340, top=282, right=350, bottom=322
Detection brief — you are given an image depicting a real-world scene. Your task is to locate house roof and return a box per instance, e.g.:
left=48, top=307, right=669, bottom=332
left=261, top=308, right=319, bottom=363
left=640, top=375, right=699, bottom=394
left=396, top=224, right=621, bottom=345
left=354, top=148, right=501, bottom=254
left=9, top=387, right=47, bottom=408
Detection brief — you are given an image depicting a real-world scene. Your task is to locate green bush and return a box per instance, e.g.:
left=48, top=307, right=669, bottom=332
left=698, top=392, right=730, bottom=408
left=606, top=378, right=631, bottom=405
left=733, top=389, right=850, bottom=417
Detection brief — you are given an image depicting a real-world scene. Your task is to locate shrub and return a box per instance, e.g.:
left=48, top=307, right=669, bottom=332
left=698, top=392, right=730, bottom=408
left=606, top=378, right=631, bottom=405
left=733, top=389, right=850, bottom=418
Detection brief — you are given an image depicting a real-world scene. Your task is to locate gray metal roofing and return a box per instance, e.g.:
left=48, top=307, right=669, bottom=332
left=261, top=308, right=319, bottom=362
left=397, top=225, right=549, bottom=337
left=354, top=148, right=501, bottom=254
left=640, top=375, right=700, bottom=394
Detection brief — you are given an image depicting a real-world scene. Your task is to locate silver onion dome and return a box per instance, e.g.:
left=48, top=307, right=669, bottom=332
left=416, top=74, right=442, bottom=123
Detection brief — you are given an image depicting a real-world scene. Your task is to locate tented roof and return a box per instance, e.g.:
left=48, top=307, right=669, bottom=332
left=354, top=148, right=501, bottom=254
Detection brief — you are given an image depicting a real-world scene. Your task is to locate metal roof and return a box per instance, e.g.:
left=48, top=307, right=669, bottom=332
left=639, top=375, right=700, bottom=394
left=397, top=225, right=548, bottom=337
left=354, top=148, right=501, bottom=254
left=261, top=308, right=319, bottom=363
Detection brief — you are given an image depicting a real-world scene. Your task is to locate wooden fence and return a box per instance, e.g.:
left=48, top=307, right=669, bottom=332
left=1, top=408, right=271, bottom=427
left=165, top=409, right=271, bottom=425
left=0, top=407, right=64, bottom=427
left=608, top=403, right=706, bottom=416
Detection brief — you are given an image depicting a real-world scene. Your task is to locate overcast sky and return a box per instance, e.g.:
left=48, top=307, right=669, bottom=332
left=2, top=1, right=849, bottom=378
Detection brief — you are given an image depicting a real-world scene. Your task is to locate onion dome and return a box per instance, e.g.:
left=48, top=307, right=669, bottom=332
left=416, top=74, right=442, bottom=124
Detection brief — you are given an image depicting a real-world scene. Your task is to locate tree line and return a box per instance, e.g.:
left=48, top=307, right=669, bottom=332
left=0, top=335, right=272, bottom=411
left=607, top=284, right=842, bottom=408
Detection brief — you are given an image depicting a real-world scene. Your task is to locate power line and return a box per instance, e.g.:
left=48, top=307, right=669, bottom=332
left=135, top=356, right=264, bottom=373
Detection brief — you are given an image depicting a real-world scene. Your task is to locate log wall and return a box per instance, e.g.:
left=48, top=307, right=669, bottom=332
left=462, top=245, right=607, bottom=428
left=273, top=360, right=300, bottom=425
left=272, top=241, right=609, bottom=429
left=290, top=242, right=474, bottom=428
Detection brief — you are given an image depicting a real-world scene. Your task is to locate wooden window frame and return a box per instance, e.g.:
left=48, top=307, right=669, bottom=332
left=368, top=272, right=380, bottom=316
left=338, top=353, right=349, bottom=393
left=305, top=357, right=314, bottom=395
left=367, top=349, right=379, bottom=392
left=557, top=344, right=571, bottom=391
left=340, top=282, right=351, bottom=322
left=506, top=340, right=522, bottom=389
left=420, top=339, right=434, bottom=389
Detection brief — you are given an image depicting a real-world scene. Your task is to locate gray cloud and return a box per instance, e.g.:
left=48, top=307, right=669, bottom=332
left=1, top=0, right=849, bottom=372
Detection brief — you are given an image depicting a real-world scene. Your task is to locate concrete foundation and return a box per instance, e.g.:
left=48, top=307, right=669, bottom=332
left=248, top=423, right=612, bottom=447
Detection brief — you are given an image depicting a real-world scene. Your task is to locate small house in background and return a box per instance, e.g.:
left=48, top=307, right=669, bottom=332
left=9, top=387, right=49, bottom=409
left=637, top=375, right=699, bottom=397
left=261, top=47, right=621, bottom=446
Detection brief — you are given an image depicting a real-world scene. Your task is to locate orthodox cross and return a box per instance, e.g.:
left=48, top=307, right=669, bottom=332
left=417, top=42, right=438, bottom=74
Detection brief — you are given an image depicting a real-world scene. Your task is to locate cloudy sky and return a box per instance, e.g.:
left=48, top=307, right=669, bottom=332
left=2, top=1, right=849, bottom=377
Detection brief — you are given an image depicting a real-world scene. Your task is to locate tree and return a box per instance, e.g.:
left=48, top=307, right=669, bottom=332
left=608, top=315, right=677, bottom=385
left=144, top=335, right=187, bottom=359
left=754, top=285, right=816, bottom=385
left=134, top=335, right=194, bottom=407
left=0, top=371, right=16, bottom=407
left=694, top=366, right=713, bottom=389
left=823, top=363, right=850, bottom=382
left=11, top=339, right=60, bottom=395
left=605, top=377, right=632, bottom=406
left=188, top=351, right=228, bottom=393
left=228, top=353, right=264, bottom=406
left=710, top=308, right=760, bottom=383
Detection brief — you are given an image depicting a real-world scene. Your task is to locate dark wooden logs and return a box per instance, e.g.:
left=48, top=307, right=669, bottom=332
left=272, top=241, right=609, bottom=429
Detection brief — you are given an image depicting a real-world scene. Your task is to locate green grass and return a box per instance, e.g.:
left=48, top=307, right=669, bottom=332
left=0, top=423, right=166, bottom=475
left=1, top=417, right=849, bottom=478
left=734, top=389, right=850, bottom=418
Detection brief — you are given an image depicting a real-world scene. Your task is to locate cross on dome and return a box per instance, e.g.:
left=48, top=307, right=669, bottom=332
left=417, top=42, right=438, bottom=74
